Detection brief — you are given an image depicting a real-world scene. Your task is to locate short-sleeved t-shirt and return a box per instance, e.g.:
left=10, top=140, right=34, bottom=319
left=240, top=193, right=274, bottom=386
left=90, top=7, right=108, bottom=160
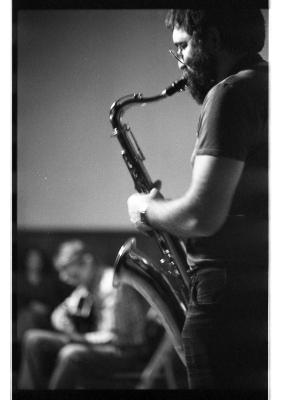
left=186, top=53, right=268, bottom=268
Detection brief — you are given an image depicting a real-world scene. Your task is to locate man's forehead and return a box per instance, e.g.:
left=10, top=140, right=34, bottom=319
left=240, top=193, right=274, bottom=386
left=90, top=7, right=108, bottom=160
left=172, top=27, right=191, bottom=44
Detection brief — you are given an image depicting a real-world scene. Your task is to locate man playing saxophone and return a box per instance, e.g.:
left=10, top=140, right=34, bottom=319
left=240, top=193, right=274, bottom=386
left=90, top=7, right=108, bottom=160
left=127, top=8, right=268, bottom=391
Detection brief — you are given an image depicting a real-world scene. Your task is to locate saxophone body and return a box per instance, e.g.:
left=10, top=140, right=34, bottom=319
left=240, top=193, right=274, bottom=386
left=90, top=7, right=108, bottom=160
left=109, top=79, right=189, bottom=365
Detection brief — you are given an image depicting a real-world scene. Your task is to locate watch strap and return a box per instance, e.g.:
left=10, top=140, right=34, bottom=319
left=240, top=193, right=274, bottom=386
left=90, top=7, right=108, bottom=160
left=140, top=206, right=150, bottom=226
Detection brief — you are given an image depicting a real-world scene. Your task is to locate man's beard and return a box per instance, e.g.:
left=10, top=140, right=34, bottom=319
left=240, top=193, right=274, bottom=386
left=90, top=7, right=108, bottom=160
left=183, top=46, right=218, bottom=105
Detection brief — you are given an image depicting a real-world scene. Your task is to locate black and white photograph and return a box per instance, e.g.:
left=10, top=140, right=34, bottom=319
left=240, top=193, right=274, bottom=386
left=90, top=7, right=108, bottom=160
left=10, top=1, right=274, bottom=398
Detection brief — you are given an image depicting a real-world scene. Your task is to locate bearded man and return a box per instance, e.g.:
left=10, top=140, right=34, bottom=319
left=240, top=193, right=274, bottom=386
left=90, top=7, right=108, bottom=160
left=127, top=8, right=268, bottom=391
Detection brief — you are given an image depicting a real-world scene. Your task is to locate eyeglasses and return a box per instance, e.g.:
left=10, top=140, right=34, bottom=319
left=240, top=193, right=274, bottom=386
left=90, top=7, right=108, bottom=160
left=169, top=49, right=189, bottom=69
left=169, top=38, right=190, bottom=57
left=169, top=49, right=183, bottom=62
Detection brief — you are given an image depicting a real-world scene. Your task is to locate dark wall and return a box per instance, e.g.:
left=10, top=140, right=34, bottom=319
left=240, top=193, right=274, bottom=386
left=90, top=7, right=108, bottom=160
left=15, top=229, right=162, bottom=273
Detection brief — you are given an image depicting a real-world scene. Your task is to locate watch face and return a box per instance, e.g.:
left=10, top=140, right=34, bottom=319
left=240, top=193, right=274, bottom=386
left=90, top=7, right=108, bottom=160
left=140, top=211, right=150, bottom=226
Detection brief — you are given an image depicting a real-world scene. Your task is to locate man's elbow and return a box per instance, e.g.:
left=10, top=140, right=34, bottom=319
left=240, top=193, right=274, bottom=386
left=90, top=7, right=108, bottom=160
left=184, top=214, right=226, bottom=237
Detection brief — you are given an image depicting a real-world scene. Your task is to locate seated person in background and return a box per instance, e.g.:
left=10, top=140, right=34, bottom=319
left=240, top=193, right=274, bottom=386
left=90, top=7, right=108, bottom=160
left=18, top=239, right=153, bottom=389
left=16, top=248, right=60, bottom=341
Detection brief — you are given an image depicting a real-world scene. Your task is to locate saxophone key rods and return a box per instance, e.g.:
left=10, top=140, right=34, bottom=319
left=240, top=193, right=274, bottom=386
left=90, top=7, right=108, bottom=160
left=109, top=79, right=190, bottom=365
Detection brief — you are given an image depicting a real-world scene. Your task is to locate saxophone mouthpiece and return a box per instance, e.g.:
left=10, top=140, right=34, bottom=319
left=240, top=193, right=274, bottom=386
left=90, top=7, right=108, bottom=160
left=162, top=78, right=188, bottom=97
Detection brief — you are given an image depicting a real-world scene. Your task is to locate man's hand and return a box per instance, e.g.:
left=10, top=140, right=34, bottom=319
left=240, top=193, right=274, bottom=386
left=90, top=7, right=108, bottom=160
left=127, top=187, right=162, bottom=233
left=51, top=305, right=77, bottom=334
left=84, top=331, right=114, bottom=345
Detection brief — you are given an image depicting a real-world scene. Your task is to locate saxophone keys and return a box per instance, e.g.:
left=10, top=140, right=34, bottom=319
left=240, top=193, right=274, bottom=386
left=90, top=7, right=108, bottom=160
left=111, top=128, right=119, bottom=137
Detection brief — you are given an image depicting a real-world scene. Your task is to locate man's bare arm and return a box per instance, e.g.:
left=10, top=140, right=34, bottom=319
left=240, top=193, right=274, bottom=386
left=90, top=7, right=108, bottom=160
left=128, top=155, right=244, bottom=238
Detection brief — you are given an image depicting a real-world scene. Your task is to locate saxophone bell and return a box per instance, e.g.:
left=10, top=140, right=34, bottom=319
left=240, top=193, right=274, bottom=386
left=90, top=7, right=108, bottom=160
left=113, top=237, right=186, bottom=365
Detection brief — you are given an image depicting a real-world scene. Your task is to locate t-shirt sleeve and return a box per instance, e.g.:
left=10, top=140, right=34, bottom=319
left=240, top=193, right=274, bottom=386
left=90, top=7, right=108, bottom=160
left=196, top=82, right=255, bottom=161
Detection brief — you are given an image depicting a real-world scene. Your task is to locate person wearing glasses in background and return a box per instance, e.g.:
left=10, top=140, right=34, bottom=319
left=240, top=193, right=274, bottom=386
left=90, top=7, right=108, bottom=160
left=127, top=8, right=268, bottom=392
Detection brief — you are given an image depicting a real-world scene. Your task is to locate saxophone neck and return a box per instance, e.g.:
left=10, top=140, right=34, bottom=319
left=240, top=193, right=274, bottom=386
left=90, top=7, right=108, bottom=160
left=109, top=78, right=187, bottom=129
left=109, top=92, right=163, bottom=130
left=110, top=94, right=142, bottom=129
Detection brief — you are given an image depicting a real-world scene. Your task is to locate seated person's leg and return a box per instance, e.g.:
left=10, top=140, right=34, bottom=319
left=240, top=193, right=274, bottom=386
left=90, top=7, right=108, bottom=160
left=18, top=329, right=68, bottom=389
left=17, top=306, right=52, bottom=342
left=49, top=343, right=142, bottom=389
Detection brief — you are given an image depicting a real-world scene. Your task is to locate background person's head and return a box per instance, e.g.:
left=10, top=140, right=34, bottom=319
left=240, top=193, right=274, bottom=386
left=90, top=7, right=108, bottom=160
left=53, top=240, right=99, bottom=289
left=23, top=248, right=49, bottom=284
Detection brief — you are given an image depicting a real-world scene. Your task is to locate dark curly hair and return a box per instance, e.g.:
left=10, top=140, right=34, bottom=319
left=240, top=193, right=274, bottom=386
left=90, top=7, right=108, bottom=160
left=165, top=8, right=265, bottom=54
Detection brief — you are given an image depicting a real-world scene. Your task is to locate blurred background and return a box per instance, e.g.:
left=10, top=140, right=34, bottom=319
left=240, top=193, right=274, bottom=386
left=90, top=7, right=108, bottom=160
left=13, top=8, right=268, bottom=389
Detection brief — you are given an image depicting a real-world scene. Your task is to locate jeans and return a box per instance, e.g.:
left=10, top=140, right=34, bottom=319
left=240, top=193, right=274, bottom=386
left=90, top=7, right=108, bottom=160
left=18, top=329, right=146, bottom=389
left=182, top=266, right=268, bottom=390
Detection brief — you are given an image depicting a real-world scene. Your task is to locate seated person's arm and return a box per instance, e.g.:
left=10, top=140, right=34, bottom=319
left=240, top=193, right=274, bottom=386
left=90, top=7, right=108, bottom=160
left=84, top=273, right=117, bottom=345
left=51, top=285, right=93, bottom=335
left=84, top=330, right=115, bottom=344
left=50, top=286, right=88, bottom=334
left=51, top=302, right=76, bottom=333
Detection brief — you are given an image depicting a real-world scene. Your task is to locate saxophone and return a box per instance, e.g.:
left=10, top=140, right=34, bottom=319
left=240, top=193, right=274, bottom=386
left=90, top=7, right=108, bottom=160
left=109, top=79, right=190, bottom=365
